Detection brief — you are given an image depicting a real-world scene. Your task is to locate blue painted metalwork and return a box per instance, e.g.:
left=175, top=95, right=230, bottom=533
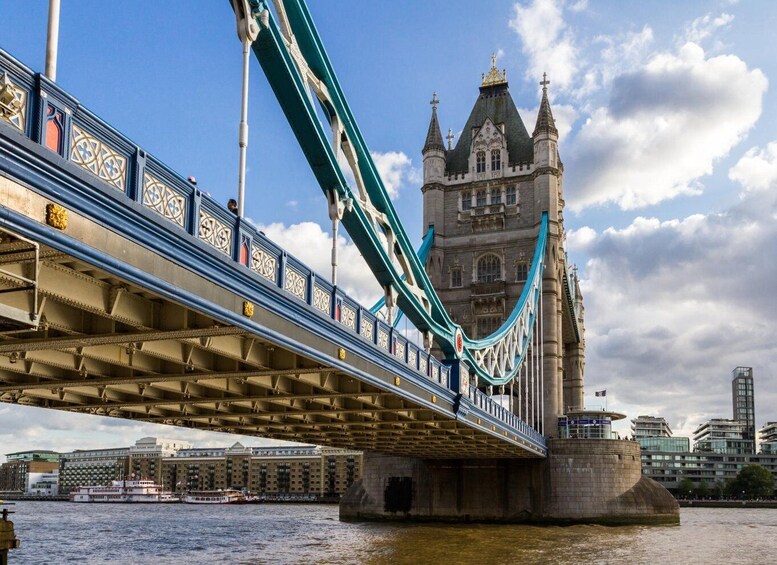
left=235, top=1, right=548, bottom=386
left=369, top=226, right=435, bottom=328
left=0, top=48, right=547, bottom=455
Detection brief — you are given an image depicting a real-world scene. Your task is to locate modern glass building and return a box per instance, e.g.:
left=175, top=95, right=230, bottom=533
left=732, top=366, right=755, bottom=449
left=641, top=451, right=777, bottom=491
left=631, top=416, right=672, bottom=439
left=760, top=422, right=777, bottom=455
left=638, top=437, right=690, bottom=453
left=693, top=419, right=754, bottom=454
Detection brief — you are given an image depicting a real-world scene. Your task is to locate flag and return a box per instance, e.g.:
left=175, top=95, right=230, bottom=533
left=595, top=390, right=606, bottom=397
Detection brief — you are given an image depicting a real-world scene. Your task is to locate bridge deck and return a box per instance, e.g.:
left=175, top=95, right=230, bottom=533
left=0, top=49, right=545, bottom=459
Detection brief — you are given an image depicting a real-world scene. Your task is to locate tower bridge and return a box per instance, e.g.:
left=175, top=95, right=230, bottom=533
left=0, top=0, right=678, bottom=524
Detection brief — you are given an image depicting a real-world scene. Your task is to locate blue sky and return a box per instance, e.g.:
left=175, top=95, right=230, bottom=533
left=1, top=0, right=777, bottom=458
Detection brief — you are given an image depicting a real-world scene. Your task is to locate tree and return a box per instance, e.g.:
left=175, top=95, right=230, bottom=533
left=676, top=478, right=695, bottom=498
left=694, top=480, right=710, bottom=499
left=729, top=465, right=775, bottom=499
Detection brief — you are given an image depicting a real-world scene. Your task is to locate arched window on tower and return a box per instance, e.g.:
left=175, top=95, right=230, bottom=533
left=476, top=190, right=487, bottom=207
left=517, top=263, right=529, bottom=282
left=477, top=254, right=501, bottom=283
left=491, top=149, right=501, bottom=171
left=476, top=151, right=486, bottom=173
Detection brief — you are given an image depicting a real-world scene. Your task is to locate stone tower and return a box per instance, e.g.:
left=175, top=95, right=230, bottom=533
left=421, top=58, right=585, bottom=434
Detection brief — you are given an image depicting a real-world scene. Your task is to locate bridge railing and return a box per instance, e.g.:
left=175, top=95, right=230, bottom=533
left=468, top=385, right=544, bottom=445
left=0, top=50, right=451, bottom=393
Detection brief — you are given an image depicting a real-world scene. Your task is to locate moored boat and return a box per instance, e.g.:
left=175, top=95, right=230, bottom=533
left=69, top=480, right=176, bottom=502
left=182, top=489, right=247, bottom=504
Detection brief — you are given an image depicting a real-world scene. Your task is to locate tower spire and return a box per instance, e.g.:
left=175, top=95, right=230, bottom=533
left=423, top=91, right=445, bottom=153
left=533, top=72, right=557, bottom=137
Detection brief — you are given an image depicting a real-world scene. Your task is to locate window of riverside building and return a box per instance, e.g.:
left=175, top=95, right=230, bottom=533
left=477, top=254, right=501, bottom=283
left=517, top=263, right=529, bottom=282
left=476, top=151, right=486, bottom=173
left=490, top=190, right=501, bottom=205
left=476, top=190, right=487, bottom=207
left=451, top=268, right=462, bottom=288
left=491, top=149, right=501, bottom=171
left=477, top=316, right=502, bottom=337
left=461, top=191, right=472, bottom=210
left=506, top=186, right=517, bottom=205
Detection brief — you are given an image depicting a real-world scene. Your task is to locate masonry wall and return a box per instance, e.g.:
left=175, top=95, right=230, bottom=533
left=341, top=440, right=679, bottom=524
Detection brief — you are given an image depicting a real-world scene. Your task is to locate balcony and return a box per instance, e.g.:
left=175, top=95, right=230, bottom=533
left=458, top=204, right=505, bottom=232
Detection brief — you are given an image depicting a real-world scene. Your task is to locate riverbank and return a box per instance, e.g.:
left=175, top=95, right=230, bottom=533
left=678, top=500, right=777, bottom=508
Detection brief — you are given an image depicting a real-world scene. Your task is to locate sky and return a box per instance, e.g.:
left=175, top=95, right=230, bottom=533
left=1, top=0, right=776, bottom=460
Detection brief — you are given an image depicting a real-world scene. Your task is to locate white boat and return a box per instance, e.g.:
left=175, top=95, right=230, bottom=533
left=182, top=489, right=248, bottom=504
left=69, top=480, right=176, bottom=503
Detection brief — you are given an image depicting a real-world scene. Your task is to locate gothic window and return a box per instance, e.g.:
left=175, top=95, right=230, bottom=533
left=476, top=151, right=486, bottom=173
left=506, top=186, right=517, bottom=205
left=477, top=316, right=502, bottom=338
left=490, top=190, right=501, bottom=205
left=450, top=268, right=462, bottom=288
left=491, top=150, right=501, bottom=171
left=476, top=190, right=487, bottom=207
left=517, top=263, right=529, bottom=282
left=461, top=191, right=472, bottom=211
left=477, top=254, right=501, bottom=283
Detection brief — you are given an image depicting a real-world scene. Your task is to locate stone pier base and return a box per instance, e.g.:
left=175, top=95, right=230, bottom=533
left=340, top=439, right=679, bottom=525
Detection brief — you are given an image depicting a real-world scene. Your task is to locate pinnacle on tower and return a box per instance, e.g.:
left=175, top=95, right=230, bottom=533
left=533, top=72, right=558, bottom=137
left=423, top=92, right=445, bottom=153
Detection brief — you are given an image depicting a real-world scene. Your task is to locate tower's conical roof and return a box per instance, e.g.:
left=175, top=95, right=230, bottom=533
left=533, top=73, right=558, bottom=137
left=445, top=58, right=534, bottom=174
left=423, top=92, right=445, bottom=154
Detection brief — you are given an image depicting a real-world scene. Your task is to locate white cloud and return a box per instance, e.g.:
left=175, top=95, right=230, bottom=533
left=682, top=12, right=734, bottom=45
left=260, top=221, right=383, bottom=306
left=370, top=150, right=419, bottom=200
left=519, top=103, right=578, bottom=144
left=509, top=0, right=578, bottom=91
left=729, top=141, right=777, bottom=193
left=568, top=42, right=767, bottom=210
left=0, top=404, right=295, bottom=463
left=578, top=186, right=777, bottom=438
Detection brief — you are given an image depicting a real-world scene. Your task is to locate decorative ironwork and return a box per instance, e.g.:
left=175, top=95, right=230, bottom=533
left=284, top=267, right=306, bottom=300
left=377, top=329, right=389, bottom=350
left=408, top=349, right=417, bottom=369
left=360, top=317, right=374, bottom=340
left=198, top=210, right=232, bottom=255
left=69, top=124, right=127, bottom=191
left=419, top=356, right=428, bottom=375
left=312, top=286, right=331, bottom=314
left=251, top=244, right=277, bottom=283
left=45, top=203, right=67, bottom=230
left=340, top=304, right=356, bottom=331
left=394, top=340, right=405, bottom=361
left=0, top=72, right=25, bottom=131
left=142, top=173, right=186, bottom=227
left=432, top=364, right=440, bottom=382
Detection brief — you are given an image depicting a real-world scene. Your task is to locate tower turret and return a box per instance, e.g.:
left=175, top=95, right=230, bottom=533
left=422, top=92, right=445, bottom=185
left=533, top=73, right=561, bottom=225
left=422, top=92, right=446, bottom=250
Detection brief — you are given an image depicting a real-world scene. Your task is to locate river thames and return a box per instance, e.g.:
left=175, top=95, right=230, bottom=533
left=5, top=503, right=774, bottom=564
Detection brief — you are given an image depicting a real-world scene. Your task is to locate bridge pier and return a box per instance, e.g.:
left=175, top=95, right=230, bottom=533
left=340, top=439, right=678, bottom=525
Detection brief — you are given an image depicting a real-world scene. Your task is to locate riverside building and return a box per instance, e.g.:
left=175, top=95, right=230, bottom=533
left=0, top=450, right=60, bottom=494
left=759, top=422, right=777, bottom=455
left=162, top=443, right=361, bottom=500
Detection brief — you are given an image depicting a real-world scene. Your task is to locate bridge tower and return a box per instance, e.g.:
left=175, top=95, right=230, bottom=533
left=421, top=58, right=585, bottom=434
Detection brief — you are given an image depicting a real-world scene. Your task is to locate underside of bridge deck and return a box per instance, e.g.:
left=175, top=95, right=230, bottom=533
left=0, top=234, right=533, bottom=458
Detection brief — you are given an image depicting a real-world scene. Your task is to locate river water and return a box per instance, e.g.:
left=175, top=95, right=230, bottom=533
left=4, top=503, right=774, bottom=564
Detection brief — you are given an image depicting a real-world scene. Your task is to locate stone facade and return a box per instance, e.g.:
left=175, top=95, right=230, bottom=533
left=421, top=62, right=585, bottom=433
left=340, top=440, right=678, bottom=524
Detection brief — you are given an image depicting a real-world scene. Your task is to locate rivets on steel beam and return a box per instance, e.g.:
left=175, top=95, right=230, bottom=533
left=337, top=348, right=346, bottom=360
left=243, top=301, right=255, bottom=317
left=46, top=203, right=67, bottom=230
left=394, top=376, right=401, bottom=386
